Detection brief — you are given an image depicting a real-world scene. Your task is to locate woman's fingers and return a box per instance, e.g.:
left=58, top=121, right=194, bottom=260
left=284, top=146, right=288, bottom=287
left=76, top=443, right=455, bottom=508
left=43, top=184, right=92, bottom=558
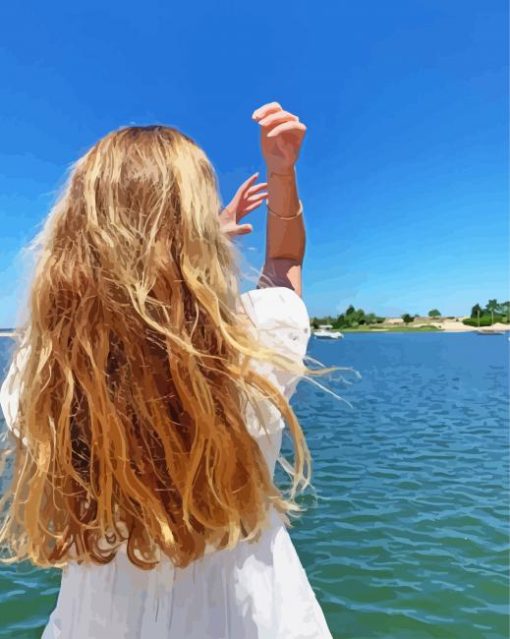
left=266, top=121, right=307, bottom=138
left=246, top=199, right=267, bottom=211
left=238, top=175, right=266, bottom=199
left=258, top=110, right=299, bottom=128
left=234, top=223, right=253, bottom=235
left=246, top=182, right=268, bottom=195
left=238, top=194, right=268, bottom=216
left=252, top=102, right=282, bottom=121
left=239, top=197, right=267, bottom=215
left=238, top=172, right=260, bottom=192
left=246, top=191, right=268, bottom=203
left=251, top=101, right=305, bottom=175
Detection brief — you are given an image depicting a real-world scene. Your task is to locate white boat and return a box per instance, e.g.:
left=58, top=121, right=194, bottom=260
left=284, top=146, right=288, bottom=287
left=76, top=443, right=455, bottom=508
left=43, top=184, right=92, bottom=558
left=475, top=329, right=505, bottom=335
left=313, top=328, right=343, bottom=340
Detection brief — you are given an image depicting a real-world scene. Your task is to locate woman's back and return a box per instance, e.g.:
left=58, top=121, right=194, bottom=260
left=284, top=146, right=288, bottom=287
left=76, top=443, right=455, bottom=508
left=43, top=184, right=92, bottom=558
left=1, top=287, right=329, bottom=638
left=0, top=104, right=334, bottom=637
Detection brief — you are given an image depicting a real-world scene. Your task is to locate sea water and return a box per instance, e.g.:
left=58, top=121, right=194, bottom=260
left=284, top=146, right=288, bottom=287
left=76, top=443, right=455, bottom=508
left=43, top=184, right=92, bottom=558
left=0, top=332, right=508, bottom=638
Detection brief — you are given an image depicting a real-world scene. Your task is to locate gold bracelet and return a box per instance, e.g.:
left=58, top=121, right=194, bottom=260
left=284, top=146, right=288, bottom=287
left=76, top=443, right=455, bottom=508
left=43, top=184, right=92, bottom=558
left=269, top=169, right=296, bottom=179
left=267, top=199, right=303, bottom=220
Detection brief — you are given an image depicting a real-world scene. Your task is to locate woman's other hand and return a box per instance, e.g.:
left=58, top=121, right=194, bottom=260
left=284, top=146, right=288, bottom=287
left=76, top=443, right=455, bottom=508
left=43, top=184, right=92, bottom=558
left=219, top=172, right=268, bottom=238
left=251, top=102, right=307, bottom=174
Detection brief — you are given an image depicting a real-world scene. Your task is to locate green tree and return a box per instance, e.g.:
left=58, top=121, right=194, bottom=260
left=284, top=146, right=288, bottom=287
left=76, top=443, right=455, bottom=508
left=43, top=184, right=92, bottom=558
left=402, top=313, right=414, bottom=325
left=333, top=313, right=346, bottom=328
left=485, top=299, right=499, bottom=325
left=337, top=305, right=363, bottom=327
left=500, top=301, right=510, bottom=322
left=355, top=309, right=367, bottom=325
left=471, top=304, right=483, bottom=321
left=428, top=309, right=441, bottom=318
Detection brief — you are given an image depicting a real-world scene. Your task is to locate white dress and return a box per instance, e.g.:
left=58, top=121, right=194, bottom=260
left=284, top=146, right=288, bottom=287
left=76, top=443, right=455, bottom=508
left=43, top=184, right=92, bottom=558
left=0, top=286, right=333, bottom=639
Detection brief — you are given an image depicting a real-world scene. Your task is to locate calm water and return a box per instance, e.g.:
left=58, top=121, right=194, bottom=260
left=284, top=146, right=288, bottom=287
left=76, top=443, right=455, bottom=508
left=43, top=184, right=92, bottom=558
left=0, top=332, right=508, bottom=638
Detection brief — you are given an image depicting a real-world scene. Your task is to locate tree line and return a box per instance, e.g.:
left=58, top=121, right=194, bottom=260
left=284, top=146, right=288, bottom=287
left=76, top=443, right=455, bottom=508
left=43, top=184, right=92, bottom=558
left=464, top=299, right=510, bottom=327
left=310, top=298, right=510, bottom=329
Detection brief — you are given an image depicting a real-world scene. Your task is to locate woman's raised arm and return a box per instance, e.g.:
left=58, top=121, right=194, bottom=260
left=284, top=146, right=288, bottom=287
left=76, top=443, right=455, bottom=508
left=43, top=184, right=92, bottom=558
left=252, top=102, right=307, bottom=297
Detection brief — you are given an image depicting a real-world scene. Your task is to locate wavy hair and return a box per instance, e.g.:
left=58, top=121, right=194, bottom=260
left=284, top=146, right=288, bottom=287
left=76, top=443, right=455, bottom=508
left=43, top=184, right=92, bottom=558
left=0, top=125, right=331, bottom=570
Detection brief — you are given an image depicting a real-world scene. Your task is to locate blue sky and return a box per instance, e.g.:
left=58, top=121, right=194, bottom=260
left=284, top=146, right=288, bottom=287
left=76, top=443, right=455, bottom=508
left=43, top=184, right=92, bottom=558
left=0, top=0, right=508, bottom=325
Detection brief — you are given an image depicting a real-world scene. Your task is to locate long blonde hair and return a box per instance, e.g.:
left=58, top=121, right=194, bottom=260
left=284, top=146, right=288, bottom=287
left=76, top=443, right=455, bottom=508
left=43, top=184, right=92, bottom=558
left=0, top=125, right=323, bottom=570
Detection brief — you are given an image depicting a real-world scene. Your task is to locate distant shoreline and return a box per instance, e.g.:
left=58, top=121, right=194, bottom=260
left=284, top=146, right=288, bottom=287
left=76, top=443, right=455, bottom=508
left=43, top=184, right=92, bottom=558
left=1, top=322, right=509, bottom=339
left=320, top=321, right=510, bottom=334
left=339, top=327, right=510, bottom=334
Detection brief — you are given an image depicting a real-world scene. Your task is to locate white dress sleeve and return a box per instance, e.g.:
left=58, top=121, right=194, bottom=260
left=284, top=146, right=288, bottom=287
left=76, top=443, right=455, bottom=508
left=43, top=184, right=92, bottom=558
left=239, top=287, right=311, bottom=472
left=0, top=340, right=30, bottom=441
left=240, top=286, right=311, bottom=401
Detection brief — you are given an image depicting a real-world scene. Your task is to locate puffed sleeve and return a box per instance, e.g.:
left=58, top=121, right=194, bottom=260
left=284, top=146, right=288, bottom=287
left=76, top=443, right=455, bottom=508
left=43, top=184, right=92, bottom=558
left=240, top=286, right=311, bottom=400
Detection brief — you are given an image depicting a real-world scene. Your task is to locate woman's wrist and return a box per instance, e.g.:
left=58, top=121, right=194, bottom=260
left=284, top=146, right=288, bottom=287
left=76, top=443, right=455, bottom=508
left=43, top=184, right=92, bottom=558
left=267, top=165, right=300, bottom=218
left=265, top=163, right=304, bottom=261
left=267, top=199, right=303, bottom=220
left=266, top=165, right=296, bottom=178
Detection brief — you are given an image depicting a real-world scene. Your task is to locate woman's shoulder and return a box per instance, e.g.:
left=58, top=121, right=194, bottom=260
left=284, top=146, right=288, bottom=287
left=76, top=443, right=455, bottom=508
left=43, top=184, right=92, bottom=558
left=239, top=286, right=311, bottom=360
left=240, top=286, right=310, bottom=332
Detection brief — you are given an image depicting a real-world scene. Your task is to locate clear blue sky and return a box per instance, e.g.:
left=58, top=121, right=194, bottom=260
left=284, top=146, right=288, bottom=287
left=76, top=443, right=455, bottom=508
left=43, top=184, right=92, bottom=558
left=0, top=0, right=508, bottom=326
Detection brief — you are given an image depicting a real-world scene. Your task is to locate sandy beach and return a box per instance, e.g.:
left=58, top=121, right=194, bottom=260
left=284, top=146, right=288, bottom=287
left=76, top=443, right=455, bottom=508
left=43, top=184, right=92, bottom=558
left=390, top=319, right=510, bottom=333
left=427, top=320, right=510, bottom=333
left=329, top=318, right=510, bottom=333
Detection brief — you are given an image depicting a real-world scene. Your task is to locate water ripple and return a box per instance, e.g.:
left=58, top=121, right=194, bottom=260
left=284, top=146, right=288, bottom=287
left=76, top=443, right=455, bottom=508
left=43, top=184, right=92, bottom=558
left=0, top=332, right=509, bottom=638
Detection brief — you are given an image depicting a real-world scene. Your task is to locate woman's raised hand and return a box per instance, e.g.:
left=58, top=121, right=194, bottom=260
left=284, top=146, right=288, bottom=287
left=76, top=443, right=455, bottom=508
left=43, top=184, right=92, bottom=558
left=219, top=102, right=306, bottom=238
left=218, top=172, right=268, bottom=237
left=252, top=102, right=307, bottom=174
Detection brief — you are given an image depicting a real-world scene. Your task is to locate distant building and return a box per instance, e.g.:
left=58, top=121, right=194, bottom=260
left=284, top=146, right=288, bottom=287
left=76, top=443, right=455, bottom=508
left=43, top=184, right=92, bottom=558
left=318, top=323, right=333, bottom=329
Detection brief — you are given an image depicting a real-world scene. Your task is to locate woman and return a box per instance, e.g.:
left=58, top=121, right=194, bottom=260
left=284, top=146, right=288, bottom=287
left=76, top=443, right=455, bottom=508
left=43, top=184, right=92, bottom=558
left=0, top=101, right=333, bottom=638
